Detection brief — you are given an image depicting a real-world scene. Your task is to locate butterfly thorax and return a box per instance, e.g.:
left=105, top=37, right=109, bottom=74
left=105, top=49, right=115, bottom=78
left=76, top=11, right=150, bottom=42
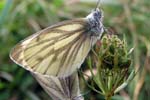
left=86, top=8, right=104, bottom=39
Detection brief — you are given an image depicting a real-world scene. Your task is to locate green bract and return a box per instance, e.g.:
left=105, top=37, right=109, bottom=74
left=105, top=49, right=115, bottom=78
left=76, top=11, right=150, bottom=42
left=83, top=35, right=136, bottom=100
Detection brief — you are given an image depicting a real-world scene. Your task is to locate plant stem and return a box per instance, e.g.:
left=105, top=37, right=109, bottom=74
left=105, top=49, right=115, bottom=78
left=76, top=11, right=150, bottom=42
left=105, top=96, right=111, bottom=100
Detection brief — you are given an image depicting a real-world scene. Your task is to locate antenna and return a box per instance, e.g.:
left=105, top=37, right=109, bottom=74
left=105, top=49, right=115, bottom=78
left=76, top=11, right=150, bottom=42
left=95, top=0, right=101, bottom=10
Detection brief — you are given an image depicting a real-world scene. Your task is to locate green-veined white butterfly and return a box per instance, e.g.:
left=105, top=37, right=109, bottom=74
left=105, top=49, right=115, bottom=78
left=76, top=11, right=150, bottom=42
left=10, top=3, right=104, bottom=77
left=10, top=1, right=104, bottom=99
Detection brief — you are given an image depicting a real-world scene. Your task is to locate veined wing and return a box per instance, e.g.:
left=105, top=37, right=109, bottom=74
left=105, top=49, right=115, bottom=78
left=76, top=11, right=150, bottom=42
left=10, top=19, right=94, bottom=77
left=32, top=72, right=83, bottom=100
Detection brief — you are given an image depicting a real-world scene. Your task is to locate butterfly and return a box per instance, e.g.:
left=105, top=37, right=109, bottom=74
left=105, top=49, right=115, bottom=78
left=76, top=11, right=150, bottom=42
left=10, top=7, right=104, bottom=77
left=33, top=71, right=84, bottom=100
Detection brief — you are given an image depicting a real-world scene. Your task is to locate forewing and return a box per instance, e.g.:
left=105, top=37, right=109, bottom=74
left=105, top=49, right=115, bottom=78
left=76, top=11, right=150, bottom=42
left=10, top=19, right=93, bottom=77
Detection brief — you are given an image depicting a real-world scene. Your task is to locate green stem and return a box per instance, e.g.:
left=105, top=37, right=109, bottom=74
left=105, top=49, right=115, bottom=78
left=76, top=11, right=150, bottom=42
left=105, top=95, right=112, bottom=100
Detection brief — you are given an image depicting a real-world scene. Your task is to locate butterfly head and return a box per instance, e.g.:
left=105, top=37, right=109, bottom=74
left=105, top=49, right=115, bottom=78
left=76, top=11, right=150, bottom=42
left=86, top=8, right=104, bottom=39
left=93, top=8, right=103, bottom=21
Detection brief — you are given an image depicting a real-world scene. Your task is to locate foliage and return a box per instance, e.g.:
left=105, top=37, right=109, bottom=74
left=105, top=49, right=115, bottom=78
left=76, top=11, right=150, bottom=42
left=0, top=0, right=150, bottom=100
left=84, top=35, right=133, bottom=99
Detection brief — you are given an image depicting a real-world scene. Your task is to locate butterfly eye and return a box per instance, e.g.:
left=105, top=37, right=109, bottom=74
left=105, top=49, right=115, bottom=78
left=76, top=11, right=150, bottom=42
left=93, top=12, right=98, bottom=17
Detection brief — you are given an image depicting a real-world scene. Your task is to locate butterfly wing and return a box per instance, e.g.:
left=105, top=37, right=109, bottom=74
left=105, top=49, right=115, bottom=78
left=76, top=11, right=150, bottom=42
left=32, top=72, right=83, bottom=100
left=10, top=19, right=96, bottom=77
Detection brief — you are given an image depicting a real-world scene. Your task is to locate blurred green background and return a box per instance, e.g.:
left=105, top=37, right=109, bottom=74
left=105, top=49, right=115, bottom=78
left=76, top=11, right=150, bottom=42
left=0, top=0, right=150, bottom=100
